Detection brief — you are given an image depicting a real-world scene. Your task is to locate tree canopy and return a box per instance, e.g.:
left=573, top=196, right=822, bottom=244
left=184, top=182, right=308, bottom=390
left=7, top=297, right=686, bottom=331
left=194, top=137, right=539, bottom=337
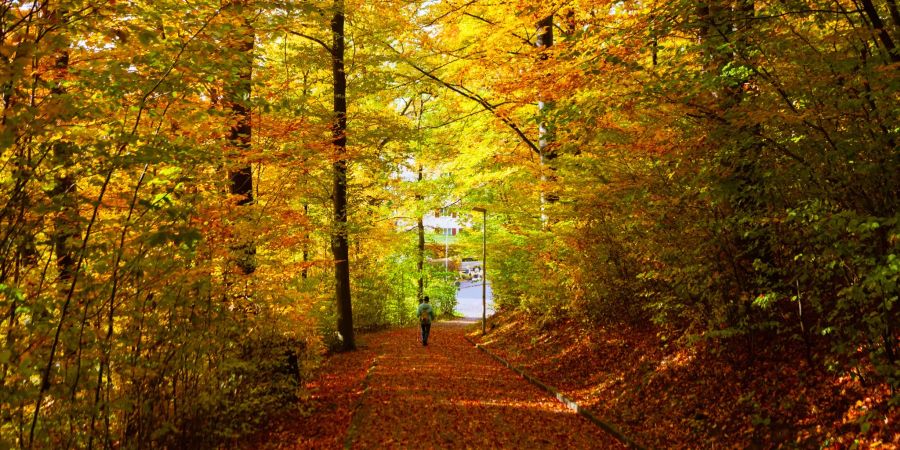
left=0, top=0, right=897, bottom=446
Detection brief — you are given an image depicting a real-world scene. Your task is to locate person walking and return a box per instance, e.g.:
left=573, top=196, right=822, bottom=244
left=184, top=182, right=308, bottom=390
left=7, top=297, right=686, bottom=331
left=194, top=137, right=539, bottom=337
left=417, top=296, right=436, bottom=346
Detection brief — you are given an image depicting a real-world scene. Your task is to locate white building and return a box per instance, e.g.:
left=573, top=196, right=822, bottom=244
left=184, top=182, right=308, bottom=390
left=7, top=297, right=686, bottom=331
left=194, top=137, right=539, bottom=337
left=422, top=207, right=464, bottom=236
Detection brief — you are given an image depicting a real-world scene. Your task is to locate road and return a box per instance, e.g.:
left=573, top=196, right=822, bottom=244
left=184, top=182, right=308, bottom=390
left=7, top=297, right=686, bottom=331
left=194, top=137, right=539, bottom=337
left=455, top=280, right=494, bottom=319
left=345, top=321, right=624, bottom=448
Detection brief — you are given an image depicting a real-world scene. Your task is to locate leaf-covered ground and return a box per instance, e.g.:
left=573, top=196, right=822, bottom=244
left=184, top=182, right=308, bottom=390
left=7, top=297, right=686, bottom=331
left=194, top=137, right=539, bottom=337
left=347, top=320, right=624, bottom=448
left=248, top=320, right=625, bottom=448
left=471, top=310, right=899, bottom=448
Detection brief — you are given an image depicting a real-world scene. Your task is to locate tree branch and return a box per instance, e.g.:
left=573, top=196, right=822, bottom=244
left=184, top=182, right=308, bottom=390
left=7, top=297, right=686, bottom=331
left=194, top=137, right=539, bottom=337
left=387, top=46, right=540, bottom=155
left=286, top=29, right=333, bottom=54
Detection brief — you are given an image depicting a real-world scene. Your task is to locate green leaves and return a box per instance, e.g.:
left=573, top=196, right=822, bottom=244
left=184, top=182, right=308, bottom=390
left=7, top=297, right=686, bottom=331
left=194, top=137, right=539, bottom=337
left=146, top=226, right=202, bottom=249
left=752, top=292, right=778, bottom=310
left=0, top=283, right=25, bottom=303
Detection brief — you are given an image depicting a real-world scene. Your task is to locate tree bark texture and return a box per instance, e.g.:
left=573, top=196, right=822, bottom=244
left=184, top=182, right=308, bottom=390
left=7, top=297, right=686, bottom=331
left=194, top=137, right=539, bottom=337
left=331, top=0, right=355, bottom=351
left=536, top=15, right=558, bottom=206
left=226, top=1, right=256, bottom=274
left=48, top=7, right=79, bottom=283
left=859, top=0, right=899, bottom=62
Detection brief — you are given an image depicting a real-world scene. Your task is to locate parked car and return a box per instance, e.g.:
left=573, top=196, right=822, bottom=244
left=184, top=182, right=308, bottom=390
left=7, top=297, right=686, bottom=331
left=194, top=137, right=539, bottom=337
left=459, top=260, right=481, bottom=272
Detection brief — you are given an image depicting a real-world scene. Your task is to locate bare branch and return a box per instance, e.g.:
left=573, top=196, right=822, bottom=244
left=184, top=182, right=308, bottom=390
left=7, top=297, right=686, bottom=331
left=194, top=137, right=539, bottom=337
left=286, top=29, right=333, bottom=54
left=386, top=45, right=540, bottom=155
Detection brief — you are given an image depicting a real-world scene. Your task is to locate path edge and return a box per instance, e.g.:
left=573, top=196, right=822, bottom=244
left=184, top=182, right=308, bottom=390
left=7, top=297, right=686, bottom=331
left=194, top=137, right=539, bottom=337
left=463, top=334, right=647, bottom=450
left=342, top=355, right=379, bottom=450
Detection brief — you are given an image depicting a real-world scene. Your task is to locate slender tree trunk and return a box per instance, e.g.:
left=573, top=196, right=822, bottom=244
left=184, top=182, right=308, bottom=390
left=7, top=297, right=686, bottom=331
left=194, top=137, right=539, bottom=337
left=226, top=0, right=256, bottom=275
left=302, top=203, right=309, bottom=279
left=859, top=0, right=899, bottom=61
left=650, top=14, right=659, bottom=67
left=47, top=7, right=79, bottom=284
left=51, top=152, right=78, bottom=282
left=417, top=167, right=425, bottom=301
left=536, top=15, right=558, bottom=212
left=331, top=0, right=355, bottom=351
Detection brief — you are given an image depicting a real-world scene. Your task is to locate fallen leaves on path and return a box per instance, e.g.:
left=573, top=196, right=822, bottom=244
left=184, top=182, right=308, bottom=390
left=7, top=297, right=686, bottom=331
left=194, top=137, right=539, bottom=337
left=347, top=320, right=623, bottom=449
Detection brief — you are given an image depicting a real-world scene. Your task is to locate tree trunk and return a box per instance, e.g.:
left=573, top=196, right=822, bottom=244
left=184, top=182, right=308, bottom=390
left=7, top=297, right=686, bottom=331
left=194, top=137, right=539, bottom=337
left=226, top=0, right=256, bottom=275
left=536, top=15, right=558, bottom=211
left=47, top=8, right=79, bottom=284
left=331, top=0, right=355, bottom=351
left=859, top=0, right=899, bottom=62
left=417, top=166, right=425, bottom=301
left=650, top=14, right=659, bottom=67
left=302, top=203, right=309, bottom=279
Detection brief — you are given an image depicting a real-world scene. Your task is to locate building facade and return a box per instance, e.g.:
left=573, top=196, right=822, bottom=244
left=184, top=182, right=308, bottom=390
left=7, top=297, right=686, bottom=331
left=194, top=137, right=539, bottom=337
left=422, top=207, right=463, bottom=236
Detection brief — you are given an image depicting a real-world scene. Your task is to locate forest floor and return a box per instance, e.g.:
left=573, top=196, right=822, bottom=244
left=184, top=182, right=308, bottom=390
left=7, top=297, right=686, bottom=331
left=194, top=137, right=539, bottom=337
left=244, top=320, right=625, bottom=448
left=243, top=314, right=897, bottom=449
left=240, top=339, right=377, bottom=448
left=469, top=310, right=899, bottom=449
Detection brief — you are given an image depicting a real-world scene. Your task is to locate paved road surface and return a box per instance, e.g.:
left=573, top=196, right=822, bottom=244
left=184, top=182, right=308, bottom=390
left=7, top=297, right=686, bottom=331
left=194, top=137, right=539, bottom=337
left=455, top=280, right=494, bottom=319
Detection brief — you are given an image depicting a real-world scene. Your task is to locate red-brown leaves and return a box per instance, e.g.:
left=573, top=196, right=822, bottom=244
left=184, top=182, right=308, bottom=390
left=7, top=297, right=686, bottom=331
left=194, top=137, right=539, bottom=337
left=348, top=321, right=623, bottom=448
left=248, top=321, right=624, bottom=448
left=473, top=311, right=899, bottom=448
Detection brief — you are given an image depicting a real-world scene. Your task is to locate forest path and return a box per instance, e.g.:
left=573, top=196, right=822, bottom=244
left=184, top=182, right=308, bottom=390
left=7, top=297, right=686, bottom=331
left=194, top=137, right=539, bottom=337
left=344, top=320, right=624, bottom=448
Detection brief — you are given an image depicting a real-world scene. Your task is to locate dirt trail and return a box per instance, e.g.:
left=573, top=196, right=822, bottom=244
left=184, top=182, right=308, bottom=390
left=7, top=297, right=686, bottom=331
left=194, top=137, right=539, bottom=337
left=346, top=320, right=624, bottom=448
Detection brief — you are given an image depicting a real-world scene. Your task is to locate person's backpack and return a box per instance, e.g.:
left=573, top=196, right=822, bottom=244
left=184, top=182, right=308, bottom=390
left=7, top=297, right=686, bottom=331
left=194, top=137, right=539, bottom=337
left=419, top=307, right=431, bottom=324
